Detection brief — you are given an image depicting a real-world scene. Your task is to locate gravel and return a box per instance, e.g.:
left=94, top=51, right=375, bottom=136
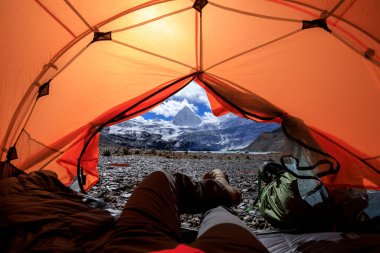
left=88, top=150, right=281, bottom=232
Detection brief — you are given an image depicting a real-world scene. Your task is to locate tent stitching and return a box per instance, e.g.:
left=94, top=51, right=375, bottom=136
left=64, top=0, right=94, bottom=31
left=35, top=0, right=76, bottom=37
left=328, top=0, right=352, bottom=25
left=209, top=2, right=301, bottom=23
left=324, top=0, right=346, bottom=19
left=206, top=73, right=261, bottom=95
left=51, top=44, right=90, bottom=80
left=95, top=0, right=174, bottom=31
left=331, top=32, right=380, bottom=66
left=205, top=29, right=302, bottom=72
left=195, top=11, right=199, bottom=70
left=112, top=7, right=193, bottom=33
left=276, top=0, right=380, bottom=45
left=112, top=40, right=196, bottom=70
left=48, top=1, right=176, bottom=71
left=199, top=8, right=204, bottom=71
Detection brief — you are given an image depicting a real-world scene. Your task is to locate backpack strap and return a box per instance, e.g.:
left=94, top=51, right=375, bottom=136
left=252, top=162, right=286, bottom=206
left=253, top=156, right=330, bottom=206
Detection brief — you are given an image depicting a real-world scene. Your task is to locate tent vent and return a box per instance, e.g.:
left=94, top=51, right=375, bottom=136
left=37, top=80, right=50, bottom=99
left=193, top=0, right=208, bottom=12
left=302, top=19, right=331, bottom=33
left=91, top=31, right=112, bottom=43
left=364, top=48, right=375, bottom=59
left=6, top=146, right=18, bottom=161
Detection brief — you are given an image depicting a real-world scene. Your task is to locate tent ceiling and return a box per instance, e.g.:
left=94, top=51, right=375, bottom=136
left=0, top=0, right=379, bottom=189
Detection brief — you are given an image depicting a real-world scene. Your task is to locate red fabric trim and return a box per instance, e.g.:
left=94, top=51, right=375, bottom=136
left=57, top=133, right=100, bottom=191
left=150, top=244, right=204, bottom=253
left=195, top=74, right=284, bottom=123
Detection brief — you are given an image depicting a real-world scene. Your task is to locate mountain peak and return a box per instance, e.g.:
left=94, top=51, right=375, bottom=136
left=172, top=106, right=202, bottom=127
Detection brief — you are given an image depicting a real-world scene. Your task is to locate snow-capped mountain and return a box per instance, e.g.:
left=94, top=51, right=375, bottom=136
left=172, top=106, right=202, bottom=126
left=101, top=109, right=279, bottom=151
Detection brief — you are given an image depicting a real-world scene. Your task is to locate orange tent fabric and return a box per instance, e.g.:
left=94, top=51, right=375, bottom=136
left=0, top=0, right=379, bottom=190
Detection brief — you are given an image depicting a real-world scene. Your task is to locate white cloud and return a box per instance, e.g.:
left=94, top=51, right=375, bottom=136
left=201, top=111, right=222, bottom=124
left=132, top=116, right=151, bottom=123
left=151, top=99, right=198, bottom=118
left=172, top=81, right=210, bottom=107
left=201, top=112, right=237, bottom=124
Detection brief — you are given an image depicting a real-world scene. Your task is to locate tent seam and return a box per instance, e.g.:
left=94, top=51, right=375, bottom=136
left=275, top=0, right=380, bottom=44
left=112, top=40, right=196, bottom=70
left=324, top=0, right=346, bottom=19
left=331, top=32, right=380, bottom=66
left=64, top=0, right=94, bottom=31
left=209, top=1, right=301, bottom=23
left=34, top=0, right=76, bottom=37
left=95, top=0, right=173, bottom=30
left=205, top=29, right=302, bottom=72
left=51, top=44, right=91, bottom=79
left=112, top=7, right=192, bottom=33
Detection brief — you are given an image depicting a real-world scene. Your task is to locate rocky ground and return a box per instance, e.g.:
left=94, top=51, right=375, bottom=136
left=88, top=148, right=281, bottom=232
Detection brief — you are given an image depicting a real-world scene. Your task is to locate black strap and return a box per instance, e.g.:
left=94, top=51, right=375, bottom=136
left=280, top=155, right=335, bottom=180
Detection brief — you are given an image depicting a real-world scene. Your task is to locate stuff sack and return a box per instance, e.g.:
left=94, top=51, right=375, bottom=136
left=255, top=158, right=335, bottom=230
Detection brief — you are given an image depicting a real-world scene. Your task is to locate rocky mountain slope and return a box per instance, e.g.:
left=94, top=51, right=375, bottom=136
left=100, top=107, right=279, bottom=151
left=243, top=128, right=285, bottom=152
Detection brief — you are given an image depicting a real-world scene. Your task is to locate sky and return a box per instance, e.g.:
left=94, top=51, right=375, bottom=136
left=141, top=81, right=217, bottom=122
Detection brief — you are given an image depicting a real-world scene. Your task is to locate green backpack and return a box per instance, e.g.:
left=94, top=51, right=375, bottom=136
left=255, top=157, right=335, bottom=230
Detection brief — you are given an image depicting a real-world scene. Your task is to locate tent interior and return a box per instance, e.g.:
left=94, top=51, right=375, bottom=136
left=1, top=0, right=380, bottom=252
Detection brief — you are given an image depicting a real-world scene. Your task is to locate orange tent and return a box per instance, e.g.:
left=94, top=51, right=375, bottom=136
left=1, top=0, right=379, bottom=191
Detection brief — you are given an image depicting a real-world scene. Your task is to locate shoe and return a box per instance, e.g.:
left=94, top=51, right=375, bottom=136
left=203, top=169, right=230, bottom=182
left=203, top=169, right=242, bottom=206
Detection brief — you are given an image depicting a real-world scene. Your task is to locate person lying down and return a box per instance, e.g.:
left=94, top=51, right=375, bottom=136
left=0, top=168, right=268, bottom=253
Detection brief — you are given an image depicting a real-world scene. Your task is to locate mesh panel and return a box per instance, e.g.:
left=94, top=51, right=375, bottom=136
left=12, top=130, right=61, bottom=171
